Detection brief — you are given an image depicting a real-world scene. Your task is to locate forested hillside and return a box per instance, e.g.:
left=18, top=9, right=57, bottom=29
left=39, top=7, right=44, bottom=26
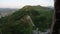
left=0, top=5, right=54, bottom=34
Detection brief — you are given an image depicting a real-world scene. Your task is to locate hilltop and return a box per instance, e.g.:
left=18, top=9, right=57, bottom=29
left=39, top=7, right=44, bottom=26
left=0, top=5, right=54, bottom=34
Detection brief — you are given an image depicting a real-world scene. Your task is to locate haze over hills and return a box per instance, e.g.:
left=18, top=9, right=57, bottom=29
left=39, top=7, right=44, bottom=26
left=0, top=8, right=18, bottom=17
left=0, top=8, right=18, bottom=13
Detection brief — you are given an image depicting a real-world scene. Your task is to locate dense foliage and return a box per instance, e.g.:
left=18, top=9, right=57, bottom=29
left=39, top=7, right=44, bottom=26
left=0, top=5, right=54, bottom=34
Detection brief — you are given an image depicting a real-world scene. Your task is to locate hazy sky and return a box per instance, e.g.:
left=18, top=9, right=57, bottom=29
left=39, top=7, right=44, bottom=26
left=0, top=0, right=54, bottom=8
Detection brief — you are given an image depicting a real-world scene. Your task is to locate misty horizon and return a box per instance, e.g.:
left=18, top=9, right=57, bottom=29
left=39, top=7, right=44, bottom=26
left=0, top=0, right=54, bottom=8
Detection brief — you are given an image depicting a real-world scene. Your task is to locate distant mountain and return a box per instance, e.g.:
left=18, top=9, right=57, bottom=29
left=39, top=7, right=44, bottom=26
left=0, top=8, right=18, bottom=17
left=0, top=8, right=17, bottom=12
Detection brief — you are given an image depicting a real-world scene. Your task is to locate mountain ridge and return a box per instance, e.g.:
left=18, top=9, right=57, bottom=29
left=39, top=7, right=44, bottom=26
left=0, top=5, right=54, bottom=34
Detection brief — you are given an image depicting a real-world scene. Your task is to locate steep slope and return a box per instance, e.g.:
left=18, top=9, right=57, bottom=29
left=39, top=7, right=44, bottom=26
left=0, top=5, right=54, bottom=34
